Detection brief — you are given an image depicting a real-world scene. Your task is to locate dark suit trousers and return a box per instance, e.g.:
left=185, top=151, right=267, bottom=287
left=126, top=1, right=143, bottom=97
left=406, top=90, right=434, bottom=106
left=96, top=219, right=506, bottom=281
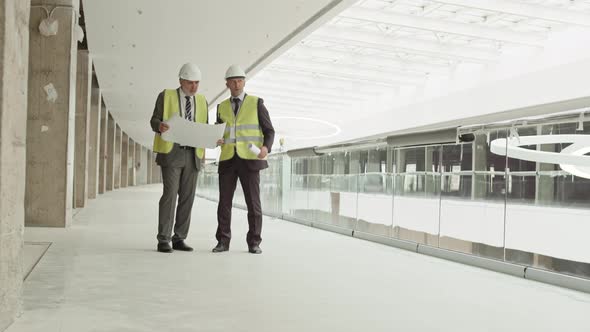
left=216, top=160, right=262, bottom=247
left=157, top=148, right=199, bottom=244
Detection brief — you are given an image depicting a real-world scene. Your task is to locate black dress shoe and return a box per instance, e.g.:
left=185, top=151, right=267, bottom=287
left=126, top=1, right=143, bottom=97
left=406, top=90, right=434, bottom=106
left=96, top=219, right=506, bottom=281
left=212, top=242, right=229, bottom=253
left=157, top=242, right=173, bottom=253
left=172, top=240, right=193, bottom=252
left=248, top=245, right=262, bottom=254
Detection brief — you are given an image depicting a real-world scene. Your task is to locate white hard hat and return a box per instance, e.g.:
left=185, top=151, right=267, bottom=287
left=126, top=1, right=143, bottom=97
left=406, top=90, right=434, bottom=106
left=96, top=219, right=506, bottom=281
left=225, top=64, right=246, bottom=79
left=178, top=63, right=202, bottom=81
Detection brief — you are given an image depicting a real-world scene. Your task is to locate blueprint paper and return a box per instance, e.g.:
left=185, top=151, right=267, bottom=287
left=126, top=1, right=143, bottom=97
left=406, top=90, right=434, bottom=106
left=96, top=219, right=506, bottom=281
left=161, top=114, right=226, bottom=149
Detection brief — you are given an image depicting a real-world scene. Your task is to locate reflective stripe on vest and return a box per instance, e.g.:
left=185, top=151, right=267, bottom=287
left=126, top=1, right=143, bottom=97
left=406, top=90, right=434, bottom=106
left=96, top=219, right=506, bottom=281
left=218, top=95, right=264, bottom=161
left=152, top=89, right=207, bottom=159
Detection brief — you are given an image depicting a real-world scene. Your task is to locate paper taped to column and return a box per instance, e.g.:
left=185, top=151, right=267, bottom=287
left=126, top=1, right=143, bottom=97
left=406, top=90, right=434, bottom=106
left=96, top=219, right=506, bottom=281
left=161, top=114, right=226, bottom=148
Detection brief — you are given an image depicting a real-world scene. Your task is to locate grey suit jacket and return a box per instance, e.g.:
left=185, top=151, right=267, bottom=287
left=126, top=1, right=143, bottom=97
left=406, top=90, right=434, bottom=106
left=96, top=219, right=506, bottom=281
left=150, top=88, right=208, bottom=170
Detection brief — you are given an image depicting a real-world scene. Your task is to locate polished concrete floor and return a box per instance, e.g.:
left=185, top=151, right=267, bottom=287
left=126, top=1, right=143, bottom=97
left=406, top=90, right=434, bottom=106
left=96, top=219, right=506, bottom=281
left=7, top=185, right=590, bottom=332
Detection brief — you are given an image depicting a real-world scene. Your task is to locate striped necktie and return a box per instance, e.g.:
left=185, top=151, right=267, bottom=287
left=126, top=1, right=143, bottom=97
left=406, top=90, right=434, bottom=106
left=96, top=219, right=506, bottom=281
left=185, top=96, right=192, bottom=121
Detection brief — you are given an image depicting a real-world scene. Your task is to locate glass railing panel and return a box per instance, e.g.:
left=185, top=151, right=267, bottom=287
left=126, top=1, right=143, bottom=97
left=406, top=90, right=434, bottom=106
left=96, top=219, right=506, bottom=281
left=392, top=146, right=441, bottom=245
left=197, top=164, right=219, bottom=200
left=439, top=138, right=507, bottom=260
left=356, top=172, right=393, bottom=237
left=503, top=124, right=590, bottom=278
left=355, top=147, right=393, bottom=236
left=260, top=156, right=283, bottom=216
left=287, top=173, right=310, bottom=221
left=315, top=174, right=358, bottom=229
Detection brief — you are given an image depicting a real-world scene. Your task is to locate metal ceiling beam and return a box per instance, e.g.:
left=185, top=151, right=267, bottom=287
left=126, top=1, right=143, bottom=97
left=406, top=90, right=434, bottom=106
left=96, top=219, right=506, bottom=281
left=260, top=104, right=347, bottom=119
left=247, top=81, right=381, bottom=100
left=270, top=58, right=426, bottom=85
left=247, top=88, right=365, bottom=104
left=260, top=93, right=354, bottom=107
left=209, top=0, right=360, bottom=106
left=288, top=45, right=452, bottom=75
left=255, top=67, right=404, bottom=91
left=434, top=0, right=590, bottom=27
left=311, top=26, right=500, bottom=63
left=261, top=98, right=348, bottom=111
left=341, top=7, right=547, bottom=46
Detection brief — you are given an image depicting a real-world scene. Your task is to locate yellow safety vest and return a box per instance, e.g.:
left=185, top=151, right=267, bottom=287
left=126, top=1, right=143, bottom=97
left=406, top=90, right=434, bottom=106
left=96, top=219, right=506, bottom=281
left=152, top=89, right=207, bottom=159
left=218, top=95, right=264, bottom=161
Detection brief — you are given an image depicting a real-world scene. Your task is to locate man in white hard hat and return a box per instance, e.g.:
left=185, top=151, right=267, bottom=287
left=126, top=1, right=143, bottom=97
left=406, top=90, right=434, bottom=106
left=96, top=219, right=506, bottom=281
left=150, top=63, right=208, bottom=253
left=213, top=64, right=275, bottom=254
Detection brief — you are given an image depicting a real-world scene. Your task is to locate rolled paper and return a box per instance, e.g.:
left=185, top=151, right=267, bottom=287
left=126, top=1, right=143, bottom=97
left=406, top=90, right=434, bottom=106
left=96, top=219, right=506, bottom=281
left=248, top=143, right=261, bottom=155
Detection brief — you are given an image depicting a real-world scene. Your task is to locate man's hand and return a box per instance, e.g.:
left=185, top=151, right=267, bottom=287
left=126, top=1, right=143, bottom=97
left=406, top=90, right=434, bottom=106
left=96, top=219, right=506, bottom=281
left=216, top=138, right=224, bottom=146
left=159, top=122, right=170, bottom=133
left=257, top=146, right=268, bottom=159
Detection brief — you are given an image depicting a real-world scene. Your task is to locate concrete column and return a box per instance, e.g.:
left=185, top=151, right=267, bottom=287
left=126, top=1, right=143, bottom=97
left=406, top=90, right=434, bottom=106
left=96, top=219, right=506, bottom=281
left=87, top=76, right=101, bottom=199
left=386, top=148, right=394, bottom=173
left=425, top=146, right=439, bottom=194
left=366, top=150, right=381, bottom=173
left=386, top=147, right=395, bottom=192
left=127, top=138, right=134, bottom=186
left=26, top=0, right=78, bottom=227
left=114, top=125, right=122, bottom=189
left=472, top=134, right=488, bottom=200
left=138, top=147, right=148, bottom=185
left=0, top=0, right=29, bottom=329
left=395, top=149, right=407, bottom=197
left=350, top=151, right=361, bottom=195
left=131, top=141, right=140, bottom=186
left=120, top=133, right=128, bottom=188
left=146, top=150, right=153, bottom=184
left=73, top=50, right=91, bottom=208
left=98, top=100, right=107, bottom=193
left=106, top=114, right=115, bottom=191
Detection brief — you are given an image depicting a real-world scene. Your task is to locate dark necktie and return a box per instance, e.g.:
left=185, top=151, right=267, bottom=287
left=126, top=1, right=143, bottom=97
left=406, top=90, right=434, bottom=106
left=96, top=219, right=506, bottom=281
left=185, top=96, right=192, bottom=121
left=232, top=98, right=240, bottom=115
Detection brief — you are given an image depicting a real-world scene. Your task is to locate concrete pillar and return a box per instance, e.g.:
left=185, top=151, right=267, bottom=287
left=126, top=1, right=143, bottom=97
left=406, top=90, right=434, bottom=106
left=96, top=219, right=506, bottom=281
left=120, top=133, right=128, bottom=188
left=394, top=148, right=407, bottom=236
left=26, top=0, right=78, bottom=227
left=146, top=150, right=153, bottom=184
left=114, top=125, right=121, bottom=189
left=98, top=100, right=107, bottom=193
left=366, top=149, right=381, bottom=173
left=386, top=147, right=394, bottom=192
left=131, top=141, right=140, bottom=186
left=128, top=138, right=134, bottom=186
left=425, top=146, right=439, bottom=194
left=472, top=134, right=488, bottom=200
left=138, top=147, right=148, bottom=185
left=73, top=50, right=91, bottom=208
left=87, top=76, right=101, bottom=199
left=0, top=0, right=29, bottom=329
left=350, top=151, right=361, bottom=195
left=106, top=114, right=115, bottom=191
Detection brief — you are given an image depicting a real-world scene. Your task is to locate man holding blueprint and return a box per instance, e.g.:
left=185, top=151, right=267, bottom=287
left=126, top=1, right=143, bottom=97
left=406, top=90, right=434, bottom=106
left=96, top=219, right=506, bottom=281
left=150, top=63, right=219, bottom=253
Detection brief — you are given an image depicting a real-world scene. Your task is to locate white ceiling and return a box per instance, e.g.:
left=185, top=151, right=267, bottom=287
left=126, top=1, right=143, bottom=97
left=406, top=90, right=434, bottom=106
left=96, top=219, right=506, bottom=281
left=83, top=0, right=590, bottom=153
left=82, top=0, right=354, bottom=147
